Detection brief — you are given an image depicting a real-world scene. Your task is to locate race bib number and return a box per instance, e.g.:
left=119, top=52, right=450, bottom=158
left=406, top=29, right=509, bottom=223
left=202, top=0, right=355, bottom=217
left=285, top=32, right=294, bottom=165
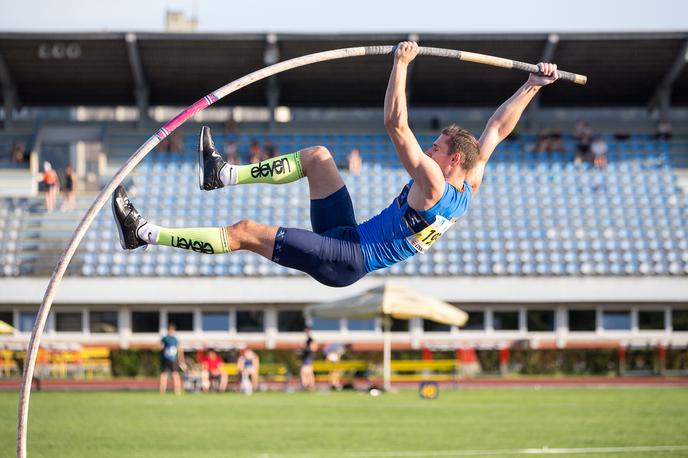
left=406, top=215, right=455, bottom=254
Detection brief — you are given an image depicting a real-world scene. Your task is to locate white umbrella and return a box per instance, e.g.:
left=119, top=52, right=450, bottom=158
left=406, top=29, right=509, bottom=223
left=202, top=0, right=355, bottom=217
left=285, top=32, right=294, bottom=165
left=0, top=320, right=16, bottom=334
left=304, top=282, right=468, bottom=391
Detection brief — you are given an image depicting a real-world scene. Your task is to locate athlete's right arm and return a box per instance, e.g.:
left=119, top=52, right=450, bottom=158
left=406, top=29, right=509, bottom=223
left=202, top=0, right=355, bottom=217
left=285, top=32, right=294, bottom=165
left=384, top=42, right=445, bottom=202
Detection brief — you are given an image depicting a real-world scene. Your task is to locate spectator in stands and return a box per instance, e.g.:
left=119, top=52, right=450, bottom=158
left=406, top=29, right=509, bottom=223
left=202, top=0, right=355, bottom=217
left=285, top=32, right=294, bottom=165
left=248, top=138, right=265, bottom=163
left=237, top=348, right=260, bottom=394
left=157, top=131, right=183, bottom=154
left=157, top=137, right=170, bottom=153
left=169, top=131, right=184, bottom=154
left=40, top=161, right=59, bottom=213
left=264, top=139, right=278, bottom=158
left=11, top=140, right=26, bottom=166
left=225, top=112, right=238, bottom=134
left=574, top=134, right=592, bottom=165
left=347, top=148, right=362, bottom=175
left=160, top=323, right=185, bottom=395
left=535, top=128, right=551, bottom=154
left=590, top=135, right=608, bottom=169
left=112, top=42, right=561, bottom=288
left=224, top=140, right=240, bottom=165
left=61, top=165, right=77, bottom=211
left=535, top=129, right=563, bottom=155
left=613, top=129, right=630, bottom=141
left=201, top=348, right=227, bottom=393
left=656, top=120, right=672, bottom=141
left=549, top=128, right=564, bottom=152
left=573, top=120, right=592, bottom=142
left=300, top=327, right=317, bottom=390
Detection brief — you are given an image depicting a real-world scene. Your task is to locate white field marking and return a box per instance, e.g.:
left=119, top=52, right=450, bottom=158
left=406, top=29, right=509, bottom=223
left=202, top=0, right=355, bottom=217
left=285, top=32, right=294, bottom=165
left=258, top=445, right=688, bottom=458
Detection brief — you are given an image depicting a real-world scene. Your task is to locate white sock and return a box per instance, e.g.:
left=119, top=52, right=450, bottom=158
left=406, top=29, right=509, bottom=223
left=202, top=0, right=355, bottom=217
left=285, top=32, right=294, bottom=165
left=137, top=222, right=161, bottom=245
left=218, top=164, right=238, bottom=186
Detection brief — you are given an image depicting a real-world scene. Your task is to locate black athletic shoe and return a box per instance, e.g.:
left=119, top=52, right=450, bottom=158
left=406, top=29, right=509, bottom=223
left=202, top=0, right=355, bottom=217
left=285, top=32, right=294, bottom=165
left=198, top=126, right=228, bottom=190
left=111, top=185, right=148, bottom=250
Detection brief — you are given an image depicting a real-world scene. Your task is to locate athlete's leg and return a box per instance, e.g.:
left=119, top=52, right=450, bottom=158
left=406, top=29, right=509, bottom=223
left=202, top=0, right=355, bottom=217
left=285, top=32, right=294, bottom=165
left=113, top=186, right=366, bottom=286
left=199, top=128, right=356, bottom=233
left=218, top=371, right=228, bottom=392
left=199, top=126, right=345, bottom=198
left=172, top=372, right=182, bottom=395
left=293, top=145, right=358, bottom=233
left=298, top=145, right=345, bottom=199
left=224, top=219, right=278, bottom=259
left=250, top=368, right=259, bottom=391
left=159, top=372, right=168, bottom=394
left=138, top=218, right=277, bottom=259
left=296, top=146, right=357, bottom=234
left=201, top=370, right=210, bottom=393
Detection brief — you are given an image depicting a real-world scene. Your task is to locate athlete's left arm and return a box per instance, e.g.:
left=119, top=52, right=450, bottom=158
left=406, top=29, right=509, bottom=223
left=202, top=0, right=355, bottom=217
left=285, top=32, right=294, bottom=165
left=467, top=63, right=559, bottom=195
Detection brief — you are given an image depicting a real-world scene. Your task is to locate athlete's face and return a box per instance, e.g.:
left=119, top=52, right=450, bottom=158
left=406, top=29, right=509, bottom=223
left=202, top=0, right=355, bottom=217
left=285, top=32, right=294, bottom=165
left=426, top=134, right=460, bottom=173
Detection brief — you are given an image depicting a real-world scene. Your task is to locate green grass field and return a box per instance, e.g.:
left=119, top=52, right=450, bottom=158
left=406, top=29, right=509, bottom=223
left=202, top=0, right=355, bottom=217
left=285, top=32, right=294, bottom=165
left=1, top=388, right=687, bottom=458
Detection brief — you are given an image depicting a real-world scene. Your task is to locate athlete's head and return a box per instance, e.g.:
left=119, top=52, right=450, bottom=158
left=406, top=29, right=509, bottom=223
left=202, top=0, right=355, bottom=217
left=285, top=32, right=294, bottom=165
left=167, top=323, right=177, bottom=334
left=426, top=125, right=480, bottom=174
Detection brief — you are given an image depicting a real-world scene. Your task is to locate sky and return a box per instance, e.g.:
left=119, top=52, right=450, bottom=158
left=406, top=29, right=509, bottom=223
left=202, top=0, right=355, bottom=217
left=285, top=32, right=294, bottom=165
left=0, top=0, right=686, bottom=33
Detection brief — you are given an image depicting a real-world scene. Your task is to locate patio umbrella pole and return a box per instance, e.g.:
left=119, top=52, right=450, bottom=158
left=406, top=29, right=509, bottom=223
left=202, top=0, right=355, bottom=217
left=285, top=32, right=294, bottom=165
left=383, top=316, right=391, bottom=392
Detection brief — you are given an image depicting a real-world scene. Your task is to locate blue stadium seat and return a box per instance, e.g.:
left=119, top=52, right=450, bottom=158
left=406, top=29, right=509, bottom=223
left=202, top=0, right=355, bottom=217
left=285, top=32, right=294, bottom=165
left=6, top=132, right=665, bottom=280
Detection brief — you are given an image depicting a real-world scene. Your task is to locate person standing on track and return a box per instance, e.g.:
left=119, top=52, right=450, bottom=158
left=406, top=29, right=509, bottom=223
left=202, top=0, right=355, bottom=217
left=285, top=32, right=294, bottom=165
left=160, top=323, right=185, bottom=395
left=112, top=41, right=559, bottom=287
left=300, top=327, right=317, bottom=390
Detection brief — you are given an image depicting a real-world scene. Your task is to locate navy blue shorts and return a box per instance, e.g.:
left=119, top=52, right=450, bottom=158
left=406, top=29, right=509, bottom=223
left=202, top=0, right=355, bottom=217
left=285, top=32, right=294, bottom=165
left=271, top=186, right=367, bottom=287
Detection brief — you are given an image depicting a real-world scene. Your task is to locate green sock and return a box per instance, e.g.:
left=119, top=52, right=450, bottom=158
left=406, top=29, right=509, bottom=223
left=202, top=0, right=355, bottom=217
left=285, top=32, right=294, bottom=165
left=231, top=152, right=304, bottom=185
left=156, top=227, right=231, bottom=254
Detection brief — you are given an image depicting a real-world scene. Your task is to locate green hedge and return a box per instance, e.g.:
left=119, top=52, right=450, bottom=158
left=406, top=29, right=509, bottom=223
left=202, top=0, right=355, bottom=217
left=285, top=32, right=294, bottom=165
left=666, top=348, right=688, bottom=371
left=510, top=349, right=620, bottom=375
left=110, top=349, right=160, bottom=377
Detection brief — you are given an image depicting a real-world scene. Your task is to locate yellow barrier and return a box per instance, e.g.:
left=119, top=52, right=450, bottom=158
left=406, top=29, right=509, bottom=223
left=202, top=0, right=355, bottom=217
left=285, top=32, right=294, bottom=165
left=8, top=347, right=112, bottom=379
left=0, top=349, right=16, bottom=378
left=390, top=359, right=458, bottom=372
left=312, top=360, right=368, bottom=373
left=390, top=359, right=460, bottom=383
left=50, top=350, right=81, bottom=378
left=80, top=347, right=111, bottom=379
left=307, top=359, right=460, bottom=382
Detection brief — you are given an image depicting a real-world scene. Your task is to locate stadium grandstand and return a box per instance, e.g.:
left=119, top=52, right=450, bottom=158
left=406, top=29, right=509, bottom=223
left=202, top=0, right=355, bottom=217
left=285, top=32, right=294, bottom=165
left=1, top=32, right=688, bottom=364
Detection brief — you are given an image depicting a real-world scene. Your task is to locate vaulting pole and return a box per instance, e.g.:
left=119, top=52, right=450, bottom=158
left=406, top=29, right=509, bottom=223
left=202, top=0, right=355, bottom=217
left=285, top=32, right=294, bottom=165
left=17, top=44, right=585, bottom=457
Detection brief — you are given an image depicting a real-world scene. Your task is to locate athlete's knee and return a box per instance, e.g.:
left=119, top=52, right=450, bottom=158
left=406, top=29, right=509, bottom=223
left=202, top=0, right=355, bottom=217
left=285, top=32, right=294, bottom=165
left=301, top=145, right=333, bottom=168
left=230, top=219, right=256, bottom=235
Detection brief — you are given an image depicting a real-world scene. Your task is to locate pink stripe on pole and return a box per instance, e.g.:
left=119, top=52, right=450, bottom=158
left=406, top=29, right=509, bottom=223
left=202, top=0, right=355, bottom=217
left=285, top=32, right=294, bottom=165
left=161, top=95, right=213, bottom=134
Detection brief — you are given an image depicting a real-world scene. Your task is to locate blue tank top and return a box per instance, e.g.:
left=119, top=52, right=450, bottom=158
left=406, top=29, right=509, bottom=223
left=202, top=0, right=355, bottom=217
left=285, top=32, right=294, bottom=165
left=356, top=180, right=472, bottom=272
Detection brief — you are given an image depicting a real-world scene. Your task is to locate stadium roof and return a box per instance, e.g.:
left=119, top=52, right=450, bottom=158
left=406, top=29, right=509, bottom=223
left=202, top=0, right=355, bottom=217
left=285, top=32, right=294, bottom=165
left=0, top=32, right=686, bottom=108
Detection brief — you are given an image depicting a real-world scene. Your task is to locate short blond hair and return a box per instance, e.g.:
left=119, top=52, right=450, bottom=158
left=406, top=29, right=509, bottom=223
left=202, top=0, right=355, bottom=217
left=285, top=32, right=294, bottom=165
left=441, top=125, right=480, bottom=170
